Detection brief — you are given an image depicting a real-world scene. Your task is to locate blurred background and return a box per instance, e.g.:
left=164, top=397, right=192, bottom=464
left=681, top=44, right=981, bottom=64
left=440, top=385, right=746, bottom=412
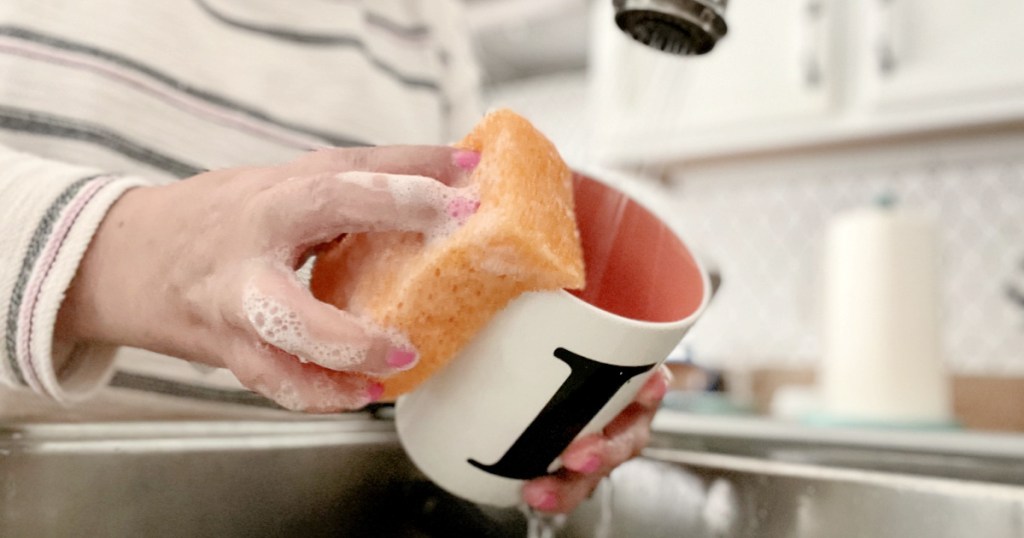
left=468, top=0, right=1024, bottom=432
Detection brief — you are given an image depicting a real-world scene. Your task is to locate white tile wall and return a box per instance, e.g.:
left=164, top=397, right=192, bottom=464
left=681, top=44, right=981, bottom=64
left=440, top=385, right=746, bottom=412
left=650, top=151, right=1024, bottom=375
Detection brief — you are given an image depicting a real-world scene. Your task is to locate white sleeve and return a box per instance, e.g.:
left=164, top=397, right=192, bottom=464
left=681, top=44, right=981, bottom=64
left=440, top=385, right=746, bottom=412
left=0, top=145, right=150, bottom=404
left=435, top=0, right=484, bottom=141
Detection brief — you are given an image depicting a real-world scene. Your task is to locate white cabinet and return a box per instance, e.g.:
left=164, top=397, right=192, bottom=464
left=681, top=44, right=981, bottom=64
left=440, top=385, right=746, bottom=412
left=590, top=0, right=1024, bottom=165
left=861, top=0, right=1024, bottom=116
left=591, top=0, right=840, bottom=162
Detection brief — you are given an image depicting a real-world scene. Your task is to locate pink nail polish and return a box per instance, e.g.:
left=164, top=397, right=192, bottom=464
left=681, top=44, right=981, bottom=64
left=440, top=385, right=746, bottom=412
left=367, top=382, right=385, bottom=402
left=447, top=196, right=480, bottom=221
left=453, top=150, right=481, bottom=171
left=578, top=455, right=601, bottom=474
left=387, top=349, right=418, bottom=369
left=528, top=490, right=559, bottom=512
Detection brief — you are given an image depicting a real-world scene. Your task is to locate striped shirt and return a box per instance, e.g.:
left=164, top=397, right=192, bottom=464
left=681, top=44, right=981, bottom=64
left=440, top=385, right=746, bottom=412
left=0, top=0, right=481, bottom=413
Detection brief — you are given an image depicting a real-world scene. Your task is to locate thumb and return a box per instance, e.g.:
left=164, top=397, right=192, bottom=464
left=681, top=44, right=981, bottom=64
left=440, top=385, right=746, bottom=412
left=240, top=263, right=418, bottom=378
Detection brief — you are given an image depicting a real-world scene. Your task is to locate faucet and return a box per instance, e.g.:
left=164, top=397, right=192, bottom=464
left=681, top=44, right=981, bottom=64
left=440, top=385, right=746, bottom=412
left=612, top=0, right=729, bottom=55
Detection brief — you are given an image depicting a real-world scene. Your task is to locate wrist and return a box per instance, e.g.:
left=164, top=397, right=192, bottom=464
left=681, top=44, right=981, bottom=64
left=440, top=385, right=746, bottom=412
left=55, top=185, right=160, bottom=352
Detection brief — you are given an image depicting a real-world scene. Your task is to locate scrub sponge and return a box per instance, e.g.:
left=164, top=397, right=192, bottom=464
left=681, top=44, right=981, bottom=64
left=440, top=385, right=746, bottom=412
left=310, top=109, right=585, bottom=399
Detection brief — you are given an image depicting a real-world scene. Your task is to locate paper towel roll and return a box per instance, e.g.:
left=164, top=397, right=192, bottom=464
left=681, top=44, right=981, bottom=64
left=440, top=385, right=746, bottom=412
left=821, top=205, right=951, bottom=424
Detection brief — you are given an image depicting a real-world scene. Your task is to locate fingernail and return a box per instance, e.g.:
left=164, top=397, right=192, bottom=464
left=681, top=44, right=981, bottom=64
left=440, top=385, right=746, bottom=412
left=386, top=348, right=418, bottom=369
left=447, top=196, right=480, bottom=222
left=525, top=489, right=559, bottom=512
left=367, top=382, right=385, bottom=403
left=662, top=364, right=675, bottom=384
left=650, top=374, right=669, bottom=401
left=453, top=150, right=480, bottom=171
left=639, top=373, right=669, bottom=407
left=566, top=452, right=601, bottom=474
left=578, top=455, right=601, bottom=474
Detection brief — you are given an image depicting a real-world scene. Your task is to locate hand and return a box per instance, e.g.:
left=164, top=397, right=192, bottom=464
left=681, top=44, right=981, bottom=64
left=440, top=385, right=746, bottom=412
left=56, top=146, right=479, bottom=412
left=521, top=365, right=672, bottom=513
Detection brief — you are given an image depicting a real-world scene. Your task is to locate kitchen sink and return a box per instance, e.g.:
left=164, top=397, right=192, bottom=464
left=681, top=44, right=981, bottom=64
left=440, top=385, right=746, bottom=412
left=2, top=413, right=1023, bottom=537
left=0, top=416, right=525, bottom=537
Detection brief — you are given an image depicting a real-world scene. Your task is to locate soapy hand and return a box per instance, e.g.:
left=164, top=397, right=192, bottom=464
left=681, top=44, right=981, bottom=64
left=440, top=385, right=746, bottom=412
left=522, top=365, right=672, bottom=513
left=56, top=146, right=479, bottom=412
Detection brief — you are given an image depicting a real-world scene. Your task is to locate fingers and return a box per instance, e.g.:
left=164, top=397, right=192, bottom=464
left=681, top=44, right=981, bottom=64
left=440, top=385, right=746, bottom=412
left=224, top=340, right=382, bottom=413
left=285, top=145, right=479, bottom=187
left=252, top=171, right=480, bottom=250
left=562, top=366, right=668, bottom=471
left=522, top=469, right=603, bottom=514
left=523, top=405, right=652, bottom=513
left=240, top=264, right=418, bottom=378
left=521, top=366, right=672, bottom=513
left=521, top=409, right=649, bottom=513
left=635, top=364, right=672, bottom=408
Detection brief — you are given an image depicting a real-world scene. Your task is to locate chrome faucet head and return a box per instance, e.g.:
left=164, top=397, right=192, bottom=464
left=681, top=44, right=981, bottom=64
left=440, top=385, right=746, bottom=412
left=613, top=0, right=728, bottom=55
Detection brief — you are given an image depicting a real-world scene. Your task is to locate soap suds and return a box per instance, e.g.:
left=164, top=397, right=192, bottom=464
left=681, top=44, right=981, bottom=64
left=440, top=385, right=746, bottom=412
left=243, top=283, right=414, bottom=376
left=272, top=380, right=302, bottom=411
left=335, top=171, right=479, bottom=243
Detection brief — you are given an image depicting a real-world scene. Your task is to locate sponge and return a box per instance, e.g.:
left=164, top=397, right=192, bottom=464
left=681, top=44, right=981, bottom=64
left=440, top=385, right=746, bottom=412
left=310, top=109, right=585, bottom=399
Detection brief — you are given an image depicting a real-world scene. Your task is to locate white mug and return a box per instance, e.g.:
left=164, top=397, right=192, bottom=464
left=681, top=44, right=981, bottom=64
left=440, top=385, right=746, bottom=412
left=395, top=174, right=710, bottom=507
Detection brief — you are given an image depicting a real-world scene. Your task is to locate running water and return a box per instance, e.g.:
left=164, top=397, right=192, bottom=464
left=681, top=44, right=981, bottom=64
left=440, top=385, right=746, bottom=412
left=521, top=505, right=567, bottom=538
left=593, top=477, right=616, bottom=538
left=519, top=477, right=615, bottom=538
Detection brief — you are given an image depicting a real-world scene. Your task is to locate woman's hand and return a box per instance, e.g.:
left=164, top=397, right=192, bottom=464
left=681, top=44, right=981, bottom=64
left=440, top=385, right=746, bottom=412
left=56, top=146, right=478, bottom=412
left=522, top=365, right=672, bottom=513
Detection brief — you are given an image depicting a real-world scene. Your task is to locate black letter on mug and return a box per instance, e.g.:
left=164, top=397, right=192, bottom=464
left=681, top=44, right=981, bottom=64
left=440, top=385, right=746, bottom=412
left=468, top=347, right=656, bottom=479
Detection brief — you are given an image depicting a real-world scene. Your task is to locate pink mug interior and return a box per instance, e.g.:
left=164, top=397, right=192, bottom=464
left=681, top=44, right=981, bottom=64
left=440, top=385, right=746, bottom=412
left=568, top=174, right=705, bottom=324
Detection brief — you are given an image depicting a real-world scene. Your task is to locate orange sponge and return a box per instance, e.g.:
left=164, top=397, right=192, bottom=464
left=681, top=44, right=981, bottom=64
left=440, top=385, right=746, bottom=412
left=310, top=109, right=585, bottom=399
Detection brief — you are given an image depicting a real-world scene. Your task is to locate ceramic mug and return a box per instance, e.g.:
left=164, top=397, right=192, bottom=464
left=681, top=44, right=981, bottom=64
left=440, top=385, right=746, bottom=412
left=395, top=173, right=710, bottom=507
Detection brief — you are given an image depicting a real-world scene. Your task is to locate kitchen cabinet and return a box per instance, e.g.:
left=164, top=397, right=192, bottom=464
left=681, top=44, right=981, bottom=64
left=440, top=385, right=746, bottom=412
left=590, top=0, right=1024, bottom=165
left=590, top=0, right=840, bottom=163
left=861, top=0, right=1024, bottom=116
left=591, top=0, right=837, bottom=136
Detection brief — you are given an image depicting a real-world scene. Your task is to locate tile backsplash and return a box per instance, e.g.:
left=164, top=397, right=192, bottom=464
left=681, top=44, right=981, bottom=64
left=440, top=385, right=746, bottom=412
left=622, top=144, right=1024, bottom=376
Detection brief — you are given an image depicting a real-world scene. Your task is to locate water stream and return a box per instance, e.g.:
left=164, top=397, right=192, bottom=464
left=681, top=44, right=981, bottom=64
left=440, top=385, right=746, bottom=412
left=521, top=505, right=567, bottom=538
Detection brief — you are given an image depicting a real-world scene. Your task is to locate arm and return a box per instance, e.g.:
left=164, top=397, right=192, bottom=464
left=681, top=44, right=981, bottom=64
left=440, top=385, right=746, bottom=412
left=0, top=145, right=149, bottom=403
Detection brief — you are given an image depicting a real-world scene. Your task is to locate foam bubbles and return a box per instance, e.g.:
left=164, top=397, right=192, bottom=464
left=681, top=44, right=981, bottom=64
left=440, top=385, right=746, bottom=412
left=374, top=323, right=415, bottom=357
left=335, top=171, right=479, bottom=243
left=310, top=373, right=372, bottom=410
left=243, top=284, right=369, bottom=371
left=257, top=375, right=369, bottom=412
left=477, top=244, right=524, bottom=277
left=272, top=380, right=303, bottom=410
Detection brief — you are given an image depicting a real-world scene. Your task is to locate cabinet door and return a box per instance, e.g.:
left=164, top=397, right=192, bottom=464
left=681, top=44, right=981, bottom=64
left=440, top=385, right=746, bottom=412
left=590, top=0, right=838, bottom=158
left=863, top=0, right=1024, bottom=113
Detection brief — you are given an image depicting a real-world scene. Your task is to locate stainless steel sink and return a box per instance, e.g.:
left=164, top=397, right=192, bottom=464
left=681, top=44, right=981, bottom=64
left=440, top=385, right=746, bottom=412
left=566, top=449, right=1024, bottom=538
left=3, top=415, right=1023, bottom=537
left=0, top=417, right=526, bottom=537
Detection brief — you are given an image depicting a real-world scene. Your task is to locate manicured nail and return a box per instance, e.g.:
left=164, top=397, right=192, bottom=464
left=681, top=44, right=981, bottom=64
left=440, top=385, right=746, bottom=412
left=526, top=489, right=559, bottom=512
left=650, top=374, right=669, bottom=400
left=453, top=150, right=480, bottom=171
left=565, top=452, right=602, bottom=474
left=447, top=196, right=480, bottom=222
left=639, top=372, right=669, bottom=406
left=386, top=348, right=418, bottom=369
left=367, top=382, right=385, bottom=402
left=578, top=455, right=601, bottom=474
left=661, top=364, right=675, bottom=384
